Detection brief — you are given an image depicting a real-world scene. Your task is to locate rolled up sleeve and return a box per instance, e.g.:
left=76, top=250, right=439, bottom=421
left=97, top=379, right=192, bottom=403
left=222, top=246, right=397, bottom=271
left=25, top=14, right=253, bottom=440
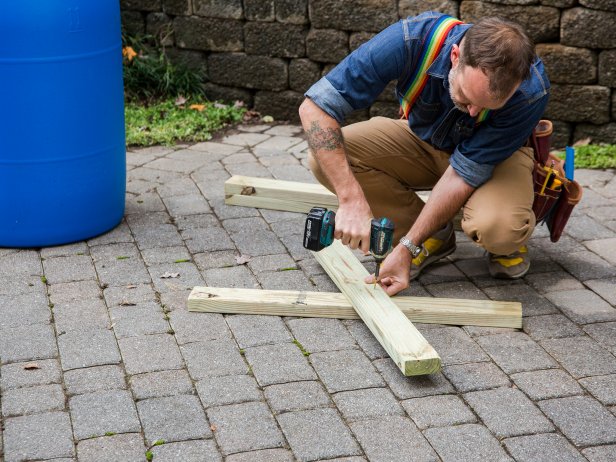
left=304, top=77, right=355, bottom=124
left=304, top=20, right=409, bottom=124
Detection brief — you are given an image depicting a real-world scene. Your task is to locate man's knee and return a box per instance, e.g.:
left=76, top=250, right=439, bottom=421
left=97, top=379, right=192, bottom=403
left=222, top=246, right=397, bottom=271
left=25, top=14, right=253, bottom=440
left=462, top=208, right=535, bottom=255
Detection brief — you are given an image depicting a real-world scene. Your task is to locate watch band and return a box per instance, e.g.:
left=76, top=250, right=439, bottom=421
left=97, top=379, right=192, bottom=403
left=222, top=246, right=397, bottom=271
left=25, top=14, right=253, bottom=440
left=399, top=236, right=423, bottom=259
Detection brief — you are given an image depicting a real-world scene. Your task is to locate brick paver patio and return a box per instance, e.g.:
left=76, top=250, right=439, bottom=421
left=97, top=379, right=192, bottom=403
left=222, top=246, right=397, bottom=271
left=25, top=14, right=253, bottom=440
left=1, top=122, right=615, bottom=461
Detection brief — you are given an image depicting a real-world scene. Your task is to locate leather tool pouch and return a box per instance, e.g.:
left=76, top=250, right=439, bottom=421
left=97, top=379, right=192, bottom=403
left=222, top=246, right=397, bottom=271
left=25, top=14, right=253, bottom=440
left=529, top=120, right=583, bottom=242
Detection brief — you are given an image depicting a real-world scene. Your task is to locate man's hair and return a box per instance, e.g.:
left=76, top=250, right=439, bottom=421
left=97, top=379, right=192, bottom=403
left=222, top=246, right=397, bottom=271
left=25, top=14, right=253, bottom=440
left=460, top=17, right=535, bottom=100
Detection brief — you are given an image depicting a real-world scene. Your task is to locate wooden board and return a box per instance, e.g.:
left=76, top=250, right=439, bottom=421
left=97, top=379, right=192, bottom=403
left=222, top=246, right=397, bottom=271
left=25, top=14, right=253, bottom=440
left=313, top=241, right=441, bottom=376
left=224, top=175, right=338, bottom=213
left=188, top=287, right=522, bottom=328
left=224, top=175, right=460, bottom=228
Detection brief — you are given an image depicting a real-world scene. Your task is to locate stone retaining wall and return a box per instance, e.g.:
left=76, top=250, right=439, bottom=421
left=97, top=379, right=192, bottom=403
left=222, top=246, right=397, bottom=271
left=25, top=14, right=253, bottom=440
left=121, top=0, right=616, bottom=146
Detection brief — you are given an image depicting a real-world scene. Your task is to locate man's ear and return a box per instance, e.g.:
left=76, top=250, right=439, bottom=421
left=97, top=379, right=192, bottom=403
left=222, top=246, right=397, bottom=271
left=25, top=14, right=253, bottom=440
left=450, top=44, right=460, bottom=69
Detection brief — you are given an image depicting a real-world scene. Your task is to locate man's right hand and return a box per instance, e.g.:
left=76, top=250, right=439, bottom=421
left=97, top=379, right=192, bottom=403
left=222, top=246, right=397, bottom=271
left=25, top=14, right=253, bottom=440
left=299, top=98, right=374, bottom=254
left=334, top=197, right=373, bottom=254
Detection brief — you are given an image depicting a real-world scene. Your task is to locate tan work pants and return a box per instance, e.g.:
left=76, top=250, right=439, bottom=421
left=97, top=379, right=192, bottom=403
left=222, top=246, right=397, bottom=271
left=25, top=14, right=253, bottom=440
left=308, top=117, right=536, bottom=255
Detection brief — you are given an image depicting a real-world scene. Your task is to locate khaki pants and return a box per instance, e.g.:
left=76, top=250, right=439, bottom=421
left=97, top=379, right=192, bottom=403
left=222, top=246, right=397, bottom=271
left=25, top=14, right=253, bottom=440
left=308, top=117, right=536, bottom=255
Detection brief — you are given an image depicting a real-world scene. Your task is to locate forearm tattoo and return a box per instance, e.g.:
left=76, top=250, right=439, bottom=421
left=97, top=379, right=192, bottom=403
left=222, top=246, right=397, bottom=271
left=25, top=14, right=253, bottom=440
left=306, top=121, right=344, bottom=152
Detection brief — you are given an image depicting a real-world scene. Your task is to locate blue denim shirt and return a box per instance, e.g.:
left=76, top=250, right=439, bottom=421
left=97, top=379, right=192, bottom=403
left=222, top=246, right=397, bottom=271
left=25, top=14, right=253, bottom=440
left=305, top=12, right=550, bottom=187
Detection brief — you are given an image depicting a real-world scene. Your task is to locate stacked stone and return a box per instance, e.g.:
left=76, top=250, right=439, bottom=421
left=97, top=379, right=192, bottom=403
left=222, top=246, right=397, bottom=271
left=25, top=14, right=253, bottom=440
left=121, top=0, right=616, bottom=145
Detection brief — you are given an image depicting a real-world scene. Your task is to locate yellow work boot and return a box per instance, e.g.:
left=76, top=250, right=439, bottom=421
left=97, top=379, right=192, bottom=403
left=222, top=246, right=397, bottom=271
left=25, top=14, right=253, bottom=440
left=409, top=222, right=456, bottom=280
left=488, top=246, right=530, bottom=279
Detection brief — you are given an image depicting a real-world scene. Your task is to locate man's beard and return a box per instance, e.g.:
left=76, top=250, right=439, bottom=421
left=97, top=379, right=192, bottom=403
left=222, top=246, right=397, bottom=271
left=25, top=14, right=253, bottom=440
left=448, top=66, right=469, bottom=113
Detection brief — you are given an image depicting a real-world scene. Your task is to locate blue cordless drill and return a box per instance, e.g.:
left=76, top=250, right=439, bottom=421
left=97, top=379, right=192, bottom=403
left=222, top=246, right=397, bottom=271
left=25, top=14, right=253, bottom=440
left=303, top=207, right=394, bottom=280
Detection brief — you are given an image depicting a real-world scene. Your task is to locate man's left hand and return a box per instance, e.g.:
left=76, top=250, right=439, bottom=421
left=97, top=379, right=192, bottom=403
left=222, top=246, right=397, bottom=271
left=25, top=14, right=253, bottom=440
left=364, top=244, right=412, bottom=296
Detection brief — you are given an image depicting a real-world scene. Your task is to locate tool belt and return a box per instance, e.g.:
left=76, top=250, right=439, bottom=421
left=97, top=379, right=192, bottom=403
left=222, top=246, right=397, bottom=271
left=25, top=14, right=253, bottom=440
left=529, top=120, right=583, bottom=242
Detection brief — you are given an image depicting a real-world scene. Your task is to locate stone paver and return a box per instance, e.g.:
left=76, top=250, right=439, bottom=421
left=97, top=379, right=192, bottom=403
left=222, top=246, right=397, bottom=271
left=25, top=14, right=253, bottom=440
left=226, top=314, right=292, bottom=348
left=311, top=349, right=385, bottom=393
left=540, top=336, right=616, bottom=378
left=181, top=339, right=247, bottom=380
left=151, top=440, right=222, bottom=462
left=510, top=369, right=583, bottom=400
left=58, top=329, right=121, bottom=371
left=402, top=394, right=476, bottom=430
left=350, top=416, right=438, bottom=462
left=287, top=317, right=356, bottom=352
left=539, top=395, right=616, bottom=447
left=225, top=448, right=294, bottom=462
left=421, top=326, right=489, bottom=365
left=3, top=126, right=616, bottom=460
left=70, top=390, right=141, bottom=440
left=137, top=395, right=211, bottom=445
left=423, top=424, right=511, bottom=462
left=503, top=434, right=585, bottom=462
left=441, top=361, right=511, bottom=392
left=64, top=365, right=126, bottom=396
left=130, top=369, right=194, bottom=400
left=3, top=412, right=75, bottom=461
left=333, top=387, right=405, bottom=422
left=0, top=359, right=62, bottom=391
left=475, top=332, right=558, bottom=374
left=0, top=323, right=58, bottom=365
left=118, top=334, right=184, bottom=375
left=579, top=374, right=616, bottom=405
left=264, top=380, right=331, bottom=413
left=278, top=408, right=362, bottom=461
left=464, top=387, right=554, bottom=438
left=207, top=401, right=284, bottom=455
left=245, top=342, right=318, bottom=386
left=196, top=374, right=262, bottom=407
left=77, top=434, right=146, bottom=462
left=2, top=384, right=65, bottom=417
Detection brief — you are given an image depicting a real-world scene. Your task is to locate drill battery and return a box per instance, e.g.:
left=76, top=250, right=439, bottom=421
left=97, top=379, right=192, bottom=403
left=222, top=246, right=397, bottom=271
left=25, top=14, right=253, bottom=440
left=303, top=207, right=336, bottom=251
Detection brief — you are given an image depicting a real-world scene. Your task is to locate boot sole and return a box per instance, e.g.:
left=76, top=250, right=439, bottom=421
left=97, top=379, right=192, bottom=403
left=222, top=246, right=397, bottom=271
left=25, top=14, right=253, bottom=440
left=410, top=244, right=457, bottom=281
left=490, top=263, right=530, bottom=279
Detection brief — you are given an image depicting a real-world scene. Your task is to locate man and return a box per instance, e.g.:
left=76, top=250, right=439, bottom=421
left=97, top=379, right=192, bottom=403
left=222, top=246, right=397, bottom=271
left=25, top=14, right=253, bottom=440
left=299, top=12, right=550, bottom=296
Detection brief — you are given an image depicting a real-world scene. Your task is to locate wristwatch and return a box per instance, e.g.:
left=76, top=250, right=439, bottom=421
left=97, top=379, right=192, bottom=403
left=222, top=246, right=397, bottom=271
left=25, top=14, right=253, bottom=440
left=399, top=236, right=423, bottom=259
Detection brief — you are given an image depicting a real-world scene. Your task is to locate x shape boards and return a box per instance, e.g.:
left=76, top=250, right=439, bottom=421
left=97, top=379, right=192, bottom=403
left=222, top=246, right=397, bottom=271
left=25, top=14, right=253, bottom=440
left=211, top=175, right=522, bottom=376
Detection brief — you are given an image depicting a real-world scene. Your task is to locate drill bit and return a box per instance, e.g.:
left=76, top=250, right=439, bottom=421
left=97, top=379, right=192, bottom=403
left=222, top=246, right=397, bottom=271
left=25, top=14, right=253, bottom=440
left=373, top=260, right=382, bottom=288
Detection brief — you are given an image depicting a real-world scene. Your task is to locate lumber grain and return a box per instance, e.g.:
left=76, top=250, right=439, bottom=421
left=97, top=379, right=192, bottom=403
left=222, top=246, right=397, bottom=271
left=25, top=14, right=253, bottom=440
left=187, top=287, right=522, bottom=328
left=224, top=175, right=460, bottom=227
left=313, top=241, right=441, bottom=376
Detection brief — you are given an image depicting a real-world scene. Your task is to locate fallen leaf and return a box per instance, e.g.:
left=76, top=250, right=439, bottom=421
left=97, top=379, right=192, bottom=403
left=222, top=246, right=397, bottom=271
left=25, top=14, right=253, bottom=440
left=235, top=255, right=252, bottom=265
left=119, top=300, right=137, bottom=306
left=161, top=272, right=180, bottom=279
left=189, top=104, right=205, bottom=112
left=262, top=115, right=274, bottom=123
left=242, top=110, right=261, bottom=122
left=210, top=424, right=217, bottom=432
left=23, top=363, right=40, bottom=370
left=175, top=96, right=187, bottom=106
left=126, top=284, right=137, bottom=289
left=122, top=46, right=137, bottom=61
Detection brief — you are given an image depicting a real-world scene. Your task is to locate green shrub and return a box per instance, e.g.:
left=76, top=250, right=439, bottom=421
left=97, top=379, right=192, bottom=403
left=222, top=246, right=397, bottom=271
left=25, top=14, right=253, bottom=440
left=122, top=33, right=204, bottom=102
left=125, top=99, right=245, bottom=146
left=555, top=144, right=616, bottom=170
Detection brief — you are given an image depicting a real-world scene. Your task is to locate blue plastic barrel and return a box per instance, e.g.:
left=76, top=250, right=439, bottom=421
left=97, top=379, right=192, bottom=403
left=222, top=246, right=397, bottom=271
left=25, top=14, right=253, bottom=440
left=0, top=1, right=126, bottom=247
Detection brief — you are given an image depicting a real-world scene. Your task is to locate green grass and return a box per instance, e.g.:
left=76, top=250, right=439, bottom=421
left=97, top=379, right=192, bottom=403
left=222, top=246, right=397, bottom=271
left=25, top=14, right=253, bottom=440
left=555, top=144, right=616, bottom=169
left=125, top=99, right=245, bottom=147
